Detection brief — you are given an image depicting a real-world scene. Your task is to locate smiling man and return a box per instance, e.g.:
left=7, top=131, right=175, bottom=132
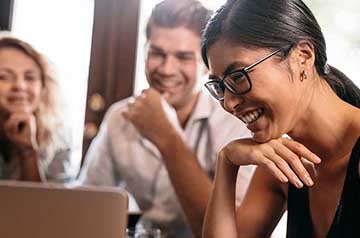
left=78, top=0, right=253, bottom=237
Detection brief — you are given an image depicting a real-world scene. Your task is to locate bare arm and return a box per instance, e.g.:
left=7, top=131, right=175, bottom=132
left=157, top=130, right=212, bottom=238
left=203, top=151, right=239, bottom=238
left=4, top=113, right=42, bottom=182
left=203, top=137, right=322, bottom=237
left=203, top=153, right=286, bottom=238
left=19, top=149, right=41, bottom=181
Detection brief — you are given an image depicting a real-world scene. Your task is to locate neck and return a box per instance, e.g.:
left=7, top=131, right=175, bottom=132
left=175, top=92, right=200, bottom=128
left=288, top=80, right=360, bottom=164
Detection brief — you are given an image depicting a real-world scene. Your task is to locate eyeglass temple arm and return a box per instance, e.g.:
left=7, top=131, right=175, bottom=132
left=244, top=48, right=283, bottom=71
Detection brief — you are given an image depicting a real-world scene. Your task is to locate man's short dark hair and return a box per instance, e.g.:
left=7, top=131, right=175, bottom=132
left=146, top=0, right=212, bottom=39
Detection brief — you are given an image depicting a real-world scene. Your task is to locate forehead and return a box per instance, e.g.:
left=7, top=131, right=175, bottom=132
left=207, top=39, right=267, bottom=77
left=147, top=25, right=201, bottom=52
left=0, top=47, right=40, bottom=72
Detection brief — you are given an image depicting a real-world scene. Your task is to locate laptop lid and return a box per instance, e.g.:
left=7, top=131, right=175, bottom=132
left=0, top=181, right=128, bottom=238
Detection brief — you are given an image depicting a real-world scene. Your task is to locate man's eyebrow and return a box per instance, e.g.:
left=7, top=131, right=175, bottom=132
left=149, top=44, right=196, bottom=56
left=175, top=51, right=196, bottom=56
left=148, top=44, right=164, bottom=52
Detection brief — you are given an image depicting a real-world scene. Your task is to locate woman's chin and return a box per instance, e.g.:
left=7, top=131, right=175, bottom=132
left=7, top=104, right=36, bottom=114
left=251, top=130, right=272, bottom=143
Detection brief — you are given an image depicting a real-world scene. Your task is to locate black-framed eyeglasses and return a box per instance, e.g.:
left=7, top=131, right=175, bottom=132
left=204, top=48, right=283, bottom=101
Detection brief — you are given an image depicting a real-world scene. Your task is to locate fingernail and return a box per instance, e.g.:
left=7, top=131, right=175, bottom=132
left=314, top=154, right=321, bottom=163
left=296, top=179, right=303, bottom=188
left=306, top=174, right=314, bottom=186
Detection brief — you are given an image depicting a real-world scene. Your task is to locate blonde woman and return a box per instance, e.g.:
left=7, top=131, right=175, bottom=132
left=0, top=35, right=75, bottom=182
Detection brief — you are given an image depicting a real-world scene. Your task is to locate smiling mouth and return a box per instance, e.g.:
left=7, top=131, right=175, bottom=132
left=155, top=80, right=182, bottom=92
left=8, top=98, right=27, bottom=104
left=237, top=108, right=264, bottom=125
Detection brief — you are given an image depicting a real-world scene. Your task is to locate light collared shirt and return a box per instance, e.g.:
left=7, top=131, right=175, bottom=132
left=79, top=90, right=254, bottom=238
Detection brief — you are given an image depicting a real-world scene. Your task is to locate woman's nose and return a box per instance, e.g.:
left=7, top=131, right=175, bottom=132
left=222, top=89, right=244, bottom=113
left=12, top=77, right=26, bottom=90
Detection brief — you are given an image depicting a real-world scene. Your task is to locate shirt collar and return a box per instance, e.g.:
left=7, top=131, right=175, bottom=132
left=189, top=90, right=215, bottom=122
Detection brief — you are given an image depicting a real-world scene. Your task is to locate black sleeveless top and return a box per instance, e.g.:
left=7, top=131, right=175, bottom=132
left=286, top=138, right=360, bottom=238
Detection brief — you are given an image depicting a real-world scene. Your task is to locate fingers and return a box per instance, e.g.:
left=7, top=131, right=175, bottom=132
left=281, top=138, right=321, bottom=164
left=121, top=93, right=152, bottom=121
left=259, top=158, right=289, bottom=184
left=123, top=89, right=164, bottom=118
left=267, top=152, right=305, bottom=188
left=4, top=114, right=29, bottom=135
left=221, top=137, right=320, bottom=188
left=268, top=140, right=313, bottom=187
left=252, top=143, right=305, bottom=188
left=3, top=113, right=38, bottom=150
left=250, top=138, right=318, bottom=188
left=271, top=138, right=321, bottom=187
left=122, top=99, right=135, bottom=120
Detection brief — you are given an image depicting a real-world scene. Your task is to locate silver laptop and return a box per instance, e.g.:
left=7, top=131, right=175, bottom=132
left=0, top=181, right=128, bottom=238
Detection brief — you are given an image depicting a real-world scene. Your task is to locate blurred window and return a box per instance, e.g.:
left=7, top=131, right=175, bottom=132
left=12, top=0, right=95, bottom=175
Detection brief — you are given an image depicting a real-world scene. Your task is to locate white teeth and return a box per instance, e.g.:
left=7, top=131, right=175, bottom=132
left=249, top=113, right=256, bottom=120
left=240, top=108, right=263, bottom=124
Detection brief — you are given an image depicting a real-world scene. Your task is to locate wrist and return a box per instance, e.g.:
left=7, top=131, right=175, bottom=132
left=155, top=127, right=183, bottom=153
left=17, top=146, right=38, bottom=158
left=20, top=154, right=42, bottom=182
left=218, top=151, right=239, bottom=174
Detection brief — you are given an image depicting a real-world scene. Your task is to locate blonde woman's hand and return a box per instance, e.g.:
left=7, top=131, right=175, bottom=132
left=4, top=113, right=39, bottom=152
left=220, top=137, right=321, bottom=188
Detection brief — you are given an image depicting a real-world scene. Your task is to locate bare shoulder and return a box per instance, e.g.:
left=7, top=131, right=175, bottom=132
left=353, top=112, right=360, bottom=176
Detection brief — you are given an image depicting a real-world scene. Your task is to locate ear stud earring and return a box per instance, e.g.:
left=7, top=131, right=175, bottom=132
left=301, top=70, right=307, bottom=81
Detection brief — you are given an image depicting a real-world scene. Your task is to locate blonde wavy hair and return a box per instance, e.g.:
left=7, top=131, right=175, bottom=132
left=0, top=35, right=62, bottom=156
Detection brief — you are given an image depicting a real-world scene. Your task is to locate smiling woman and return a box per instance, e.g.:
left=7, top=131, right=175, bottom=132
left=201, top=0, right=360, bottom=237
left=0, top=36, right=76, bottom=183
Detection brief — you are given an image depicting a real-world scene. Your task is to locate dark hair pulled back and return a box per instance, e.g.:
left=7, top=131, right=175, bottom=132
left=201, top=0, right=360, bottom=107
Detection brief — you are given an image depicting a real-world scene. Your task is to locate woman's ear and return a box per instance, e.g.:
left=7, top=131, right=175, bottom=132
left=291, top=40, right=316, bottom=71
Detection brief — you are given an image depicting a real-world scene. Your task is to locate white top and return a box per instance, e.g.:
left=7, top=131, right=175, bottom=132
left=79, top=90, right=255, bottom=238
left=0, top=129, right=77, bottom=183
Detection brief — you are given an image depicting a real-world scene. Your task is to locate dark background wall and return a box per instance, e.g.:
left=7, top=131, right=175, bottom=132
left=82, top=0, right=140, bottom=160
left=0, top=0, right=14, bottom=30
